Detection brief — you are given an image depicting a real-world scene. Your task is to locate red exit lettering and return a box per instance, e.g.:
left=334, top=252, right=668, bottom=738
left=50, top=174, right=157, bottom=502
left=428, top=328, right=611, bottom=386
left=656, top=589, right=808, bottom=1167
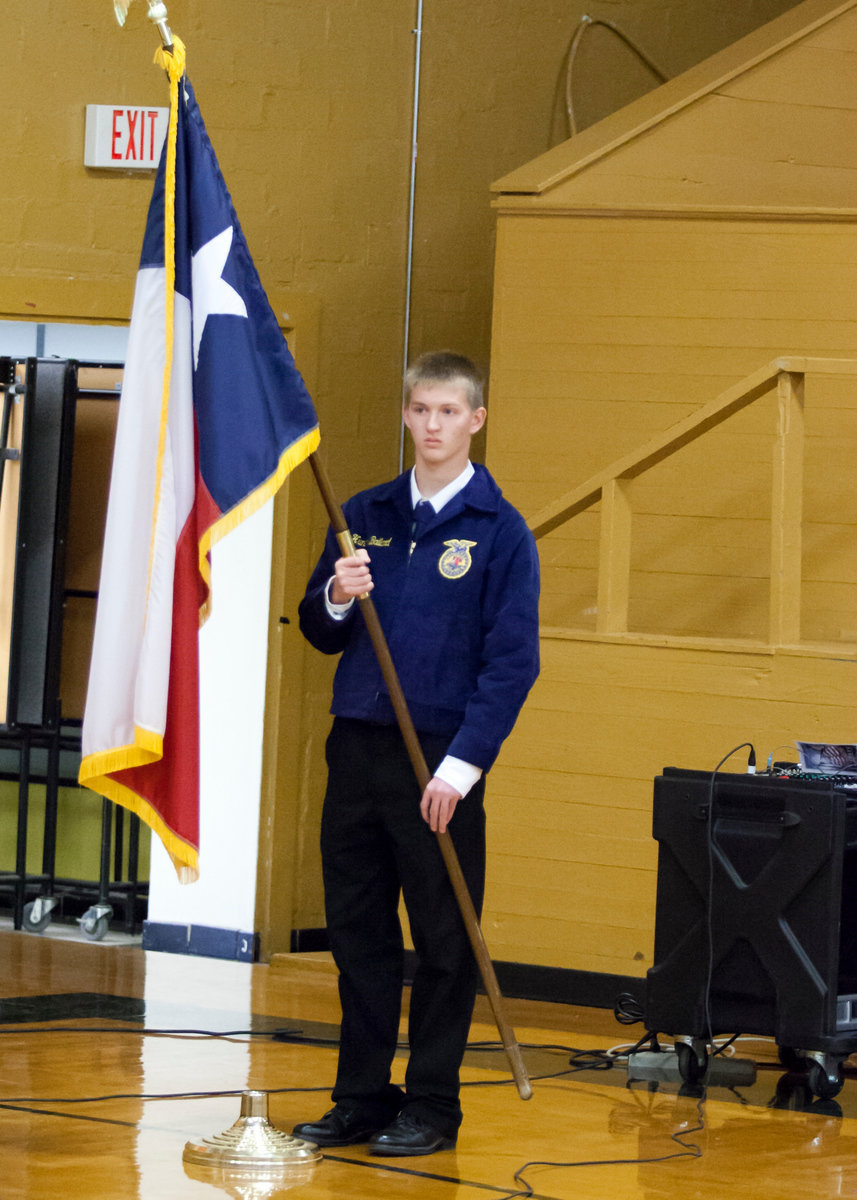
left=110, top=108, right=163, bottom=163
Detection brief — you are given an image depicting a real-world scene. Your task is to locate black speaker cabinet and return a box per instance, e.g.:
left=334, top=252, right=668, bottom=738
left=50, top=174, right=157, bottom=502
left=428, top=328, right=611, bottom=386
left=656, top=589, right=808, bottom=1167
left=1, top=358, right=77, bottom=728
left=646, top=767, right=857, bottom=1057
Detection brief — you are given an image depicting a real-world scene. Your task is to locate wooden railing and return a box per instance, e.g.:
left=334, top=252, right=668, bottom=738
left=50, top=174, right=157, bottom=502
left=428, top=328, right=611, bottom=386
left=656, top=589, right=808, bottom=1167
left=526, top=356, right=857, bottom=646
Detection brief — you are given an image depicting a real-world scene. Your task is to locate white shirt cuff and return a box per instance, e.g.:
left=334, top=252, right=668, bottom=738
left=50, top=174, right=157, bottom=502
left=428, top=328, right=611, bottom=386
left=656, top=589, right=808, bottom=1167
left=324, top=575, right=354, bottom=620
left=434, top=755, right=482, bottom=799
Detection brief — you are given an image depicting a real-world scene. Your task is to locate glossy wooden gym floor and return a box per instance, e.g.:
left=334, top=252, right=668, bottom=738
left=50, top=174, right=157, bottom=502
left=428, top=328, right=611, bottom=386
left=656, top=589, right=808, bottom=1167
left=0, top=928, right=855, bottom=1200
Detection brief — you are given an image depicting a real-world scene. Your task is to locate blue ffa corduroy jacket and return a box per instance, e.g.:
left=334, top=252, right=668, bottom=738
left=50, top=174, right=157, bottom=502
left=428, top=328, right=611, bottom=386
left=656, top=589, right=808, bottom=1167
left=298, top=464, right=540, bottom=772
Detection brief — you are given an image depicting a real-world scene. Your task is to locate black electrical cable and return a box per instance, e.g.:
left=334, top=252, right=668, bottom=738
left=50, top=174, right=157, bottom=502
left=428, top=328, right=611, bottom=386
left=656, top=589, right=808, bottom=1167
left=702, top=742, right=755, bottom=1081
left=463, top=1064, right=610, bottom=1090
left=0, top=1032, right=612, bottom=1104
left=0, top=1025, right=610, bottom=1061
left=323, top=1072, right=707, bottom=1200
left=711, top=1032, right=740, bottom=1059
left=619, top=1028, right=661, bottom=1057
left=614, top=990, right=646, bottom=1025
left=491, top=1098, right=705, bottom=1200
left=0, top=1083, right=332, bottom=1106
left=320, top=1152, right=562, bottom=1199
left=0, top=1102, right=138, bottom=1129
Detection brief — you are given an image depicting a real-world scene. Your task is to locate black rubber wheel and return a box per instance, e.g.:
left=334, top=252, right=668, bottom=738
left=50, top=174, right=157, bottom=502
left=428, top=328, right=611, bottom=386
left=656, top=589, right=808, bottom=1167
left=806, top=1059, right=844, bottom=1101
left=21, top=902, right=51, bottom=934
left=676, top=1041, right=709, bottom=1084
left=80, top=910, right=111, bottom=941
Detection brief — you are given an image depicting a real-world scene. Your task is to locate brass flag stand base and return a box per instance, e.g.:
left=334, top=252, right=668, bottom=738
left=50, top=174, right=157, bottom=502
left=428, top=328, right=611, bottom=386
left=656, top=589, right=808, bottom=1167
left=183, top=1091, right=321, bottom=1183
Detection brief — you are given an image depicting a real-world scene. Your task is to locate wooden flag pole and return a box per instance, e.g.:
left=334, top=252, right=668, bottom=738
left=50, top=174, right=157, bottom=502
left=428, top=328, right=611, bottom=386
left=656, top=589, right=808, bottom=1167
left=308, top=451, right=532, bottom=1101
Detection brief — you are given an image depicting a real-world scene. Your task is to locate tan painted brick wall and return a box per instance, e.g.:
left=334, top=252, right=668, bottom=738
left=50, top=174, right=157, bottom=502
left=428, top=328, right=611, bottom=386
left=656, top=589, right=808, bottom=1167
left=4, top=1, right=800, bottom=499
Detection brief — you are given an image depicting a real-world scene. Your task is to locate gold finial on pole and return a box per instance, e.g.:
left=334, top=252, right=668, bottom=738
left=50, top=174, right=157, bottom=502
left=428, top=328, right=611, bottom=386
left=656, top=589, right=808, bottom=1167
left=113, top=1, right=173, bottom=49
left=146, top=2, right=173, bottom=48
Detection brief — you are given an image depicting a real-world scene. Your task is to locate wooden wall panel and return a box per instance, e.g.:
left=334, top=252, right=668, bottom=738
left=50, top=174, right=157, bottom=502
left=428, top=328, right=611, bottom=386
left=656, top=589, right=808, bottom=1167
left=482, top=637, right=857, bottom=975
left=59, top=395, right=119, bottom=720
left=491, top=214, right=857, bottom=646
left=486, top=55, right=857, bottom=975
left=721, top=43, right=857, bottom=109
left=493, top=217, right=834, bottom=503
left=541, top=92, right=857, bottom=210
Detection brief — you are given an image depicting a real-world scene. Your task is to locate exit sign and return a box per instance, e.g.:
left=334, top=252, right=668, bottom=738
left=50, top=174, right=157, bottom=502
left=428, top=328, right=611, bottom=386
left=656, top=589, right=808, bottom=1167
left=84, top=104, right=169, bottom=170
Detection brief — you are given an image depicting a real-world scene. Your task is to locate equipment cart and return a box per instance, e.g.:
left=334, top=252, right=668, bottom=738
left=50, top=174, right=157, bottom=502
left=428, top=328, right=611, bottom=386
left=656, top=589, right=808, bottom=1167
left=0, top=355, right=147, bottom=938
left=645, top=766, right=857, bottom=1099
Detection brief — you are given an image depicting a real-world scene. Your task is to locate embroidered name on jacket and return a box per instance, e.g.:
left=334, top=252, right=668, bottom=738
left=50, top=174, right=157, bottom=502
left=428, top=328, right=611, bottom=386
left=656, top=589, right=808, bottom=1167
left=438, top=540, right=477, bottom=579
left=352, top=534, right=393, bottom=547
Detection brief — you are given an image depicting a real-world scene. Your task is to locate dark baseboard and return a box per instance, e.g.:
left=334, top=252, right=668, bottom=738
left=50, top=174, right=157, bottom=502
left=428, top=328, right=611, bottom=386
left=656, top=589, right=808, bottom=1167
left=489, top=959, right=645, bottom=1012
left=142, top=921, right=258, bottom=962
left=289, top=927, right=330, bottom=953
left=288, top=928, right=644, bottom=1011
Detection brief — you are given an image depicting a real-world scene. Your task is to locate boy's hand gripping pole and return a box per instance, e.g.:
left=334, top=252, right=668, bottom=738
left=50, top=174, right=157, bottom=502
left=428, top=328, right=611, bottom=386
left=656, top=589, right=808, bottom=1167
left=308, top=452, right=532, bottom=1101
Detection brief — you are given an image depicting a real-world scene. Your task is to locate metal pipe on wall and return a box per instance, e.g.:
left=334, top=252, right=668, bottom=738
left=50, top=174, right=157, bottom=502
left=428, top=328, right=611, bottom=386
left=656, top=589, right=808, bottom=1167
left=399, top=0, right=424, bottom=473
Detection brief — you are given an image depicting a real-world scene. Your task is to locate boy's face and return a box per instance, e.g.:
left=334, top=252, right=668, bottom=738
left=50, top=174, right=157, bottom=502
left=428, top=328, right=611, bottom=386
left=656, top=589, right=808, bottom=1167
left=403, top=383, right=486, bottom=473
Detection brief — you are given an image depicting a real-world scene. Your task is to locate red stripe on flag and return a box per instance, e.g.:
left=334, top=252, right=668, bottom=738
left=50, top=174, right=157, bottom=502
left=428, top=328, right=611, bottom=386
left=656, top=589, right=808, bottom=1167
left=105, top=470, right=221, bottom=853
left=106, top=522, right=199, bottom=848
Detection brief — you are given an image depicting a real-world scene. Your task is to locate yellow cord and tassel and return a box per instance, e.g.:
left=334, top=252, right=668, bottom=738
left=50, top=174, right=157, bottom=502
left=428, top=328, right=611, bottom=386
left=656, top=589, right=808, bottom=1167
left=141, top=35, right=186, bottom=613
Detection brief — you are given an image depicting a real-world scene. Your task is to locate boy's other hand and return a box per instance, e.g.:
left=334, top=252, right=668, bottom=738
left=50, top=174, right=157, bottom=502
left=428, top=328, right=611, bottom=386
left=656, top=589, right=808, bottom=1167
left=420, top=777, right=462, bottom=833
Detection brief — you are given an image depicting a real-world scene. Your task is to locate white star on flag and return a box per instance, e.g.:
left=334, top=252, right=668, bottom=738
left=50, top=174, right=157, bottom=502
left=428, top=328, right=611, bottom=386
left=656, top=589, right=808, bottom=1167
left=191, top=226, right=247, bottom=368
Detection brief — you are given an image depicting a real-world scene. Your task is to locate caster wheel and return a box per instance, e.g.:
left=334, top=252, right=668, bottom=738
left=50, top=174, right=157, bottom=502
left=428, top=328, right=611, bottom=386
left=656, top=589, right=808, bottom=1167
left=79, top=907, right=112, bottom=941
left=676, top=1041, right=709, bottom=1084
left=807, top=1059, right=844, bottom=1101
left=22, top=901, right=52, bottom=934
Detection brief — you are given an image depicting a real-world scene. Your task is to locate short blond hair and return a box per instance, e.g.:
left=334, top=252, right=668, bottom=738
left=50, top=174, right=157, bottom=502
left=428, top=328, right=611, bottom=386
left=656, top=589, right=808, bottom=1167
left=404, top=351, right=484, bottom=412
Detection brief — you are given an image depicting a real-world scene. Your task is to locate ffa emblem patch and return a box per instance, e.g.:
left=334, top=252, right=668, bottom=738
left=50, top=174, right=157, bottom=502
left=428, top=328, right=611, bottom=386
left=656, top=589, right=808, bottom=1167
left=438, top=540, right=477, bottom=579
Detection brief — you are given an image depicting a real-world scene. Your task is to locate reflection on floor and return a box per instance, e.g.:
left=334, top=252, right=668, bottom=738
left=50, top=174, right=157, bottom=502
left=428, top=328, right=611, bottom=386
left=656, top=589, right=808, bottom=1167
left=0, top=930, right=855, bottom=1199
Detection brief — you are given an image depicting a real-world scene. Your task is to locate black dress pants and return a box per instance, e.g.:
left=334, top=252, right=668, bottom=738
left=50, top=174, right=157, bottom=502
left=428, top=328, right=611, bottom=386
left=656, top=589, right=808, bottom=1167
left=320, top=717, right=486, bottom=1135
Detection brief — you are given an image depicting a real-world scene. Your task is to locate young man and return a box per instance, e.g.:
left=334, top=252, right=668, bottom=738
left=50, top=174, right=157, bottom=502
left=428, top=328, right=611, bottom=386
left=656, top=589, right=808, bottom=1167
left=293, top=351, right=539, bottom=1156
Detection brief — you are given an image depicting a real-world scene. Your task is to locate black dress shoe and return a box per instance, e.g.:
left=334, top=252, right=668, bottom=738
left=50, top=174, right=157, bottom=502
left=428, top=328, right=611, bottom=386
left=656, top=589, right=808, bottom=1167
left=368, top=1111, right=457, bottom=1157
left=292, top=1106, right=386, bottom=1146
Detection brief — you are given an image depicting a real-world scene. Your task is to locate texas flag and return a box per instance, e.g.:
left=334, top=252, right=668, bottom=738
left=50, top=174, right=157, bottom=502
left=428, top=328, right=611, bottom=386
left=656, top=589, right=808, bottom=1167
left=79, top=48, right=319, bottom=881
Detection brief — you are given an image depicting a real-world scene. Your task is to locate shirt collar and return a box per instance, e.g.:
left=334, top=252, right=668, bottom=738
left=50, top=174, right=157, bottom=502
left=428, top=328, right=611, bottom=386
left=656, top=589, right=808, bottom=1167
left=410, top=462, right=474, bottom=513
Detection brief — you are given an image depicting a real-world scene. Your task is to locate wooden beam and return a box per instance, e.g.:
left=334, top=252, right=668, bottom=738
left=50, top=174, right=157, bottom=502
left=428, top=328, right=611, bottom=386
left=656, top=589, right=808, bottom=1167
left=776, top=356, right=857, bottom=376
left=596, top=478, right=632, bottom=634
left=769, top=370, right=805, bottom=646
